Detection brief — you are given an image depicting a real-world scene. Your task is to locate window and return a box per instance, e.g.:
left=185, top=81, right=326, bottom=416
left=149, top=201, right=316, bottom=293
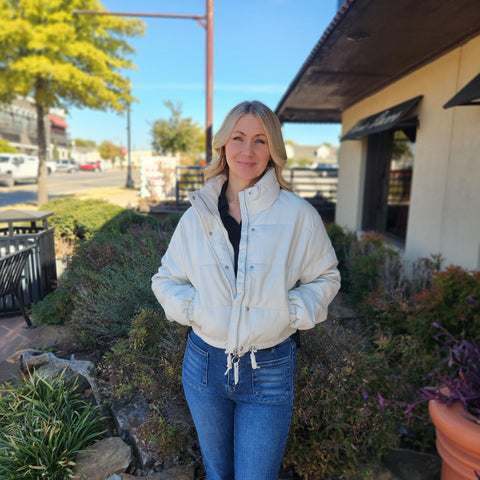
left=362, top=124, right=416, bottom=242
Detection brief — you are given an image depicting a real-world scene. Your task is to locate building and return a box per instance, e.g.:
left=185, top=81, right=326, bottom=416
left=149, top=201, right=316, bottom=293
left=286, top=143, right=338, bottom=167
left=276, top=0, right=480, bottom=270
left=0, top=97, right=70, bottom=160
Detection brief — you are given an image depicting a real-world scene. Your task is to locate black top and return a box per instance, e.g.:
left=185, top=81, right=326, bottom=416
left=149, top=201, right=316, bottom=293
left=218, top=180, right=241, bottom=275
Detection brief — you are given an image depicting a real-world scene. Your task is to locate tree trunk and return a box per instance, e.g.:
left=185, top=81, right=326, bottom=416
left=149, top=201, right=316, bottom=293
left=36, top=102, right=48, bottom=205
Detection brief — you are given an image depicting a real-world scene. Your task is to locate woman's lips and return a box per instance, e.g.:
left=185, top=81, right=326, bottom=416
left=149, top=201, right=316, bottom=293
left=237, top=161, right=256, bottom=168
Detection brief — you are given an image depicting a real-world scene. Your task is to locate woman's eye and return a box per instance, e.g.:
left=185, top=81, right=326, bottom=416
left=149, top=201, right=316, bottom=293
left=233, top=136, right=242, bottom=141
left=255, top=139, right=266, bottom=144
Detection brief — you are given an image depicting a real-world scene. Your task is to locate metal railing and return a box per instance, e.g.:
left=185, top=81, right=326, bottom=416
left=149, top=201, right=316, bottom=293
left=0, top=225, right=57, bottom=317
left=175, top=166, right=204, bottom=206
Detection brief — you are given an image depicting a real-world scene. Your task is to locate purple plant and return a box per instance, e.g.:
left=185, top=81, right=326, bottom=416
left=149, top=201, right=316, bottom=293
left=372, top=322, right=480, bottom=424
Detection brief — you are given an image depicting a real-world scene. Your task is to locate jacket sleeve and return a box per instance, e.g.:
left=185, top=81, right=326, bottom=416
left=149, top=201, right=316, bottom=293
left=288, top=217, right=341, bottom=330
left=151, top=219, right=195, bottom=326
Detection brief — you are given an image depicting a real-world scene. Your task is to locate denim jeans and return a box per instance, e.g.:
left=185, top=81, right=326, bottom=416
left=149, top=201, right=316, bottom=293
left=182, top=330, right=297, bottom=480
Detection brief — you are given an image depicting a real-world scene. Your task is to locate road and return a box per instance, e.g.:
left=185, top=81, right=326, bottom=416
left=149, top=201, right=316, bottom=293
left=0, top=169, right=140, bottom=208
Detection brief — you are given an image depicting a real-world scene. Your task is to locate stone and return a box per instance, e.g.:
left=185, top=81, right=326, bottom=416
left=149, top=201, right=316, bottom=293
left=72, top=437, right=132, bottom=480
left=111, top=397, right=155, bottom=470
left=119, top=465, right=194, bottom=479
left=36, top=361, right=92, bottom=392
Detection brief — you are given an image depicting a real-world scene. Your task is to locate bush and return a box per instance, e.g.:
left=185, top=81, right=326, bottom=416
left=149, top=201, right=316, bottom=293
left=283, top=321, right=406, bottom=478
left=410, top=266, right=480, bottom=348
left=98, top=309, right=195, bottom=467
left=31, top=206, right=179, bottom=351
left=40, top=197, right=125, bottom=245
left=29, top=285, right=73, bottom=325
left=0, top=372, right=104, bottom=479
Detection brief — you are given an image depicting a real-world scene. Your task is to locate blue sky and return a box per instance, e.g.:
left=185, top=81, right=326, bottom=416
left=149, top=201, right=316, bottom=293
left=68, top=0, right=342, bottom=150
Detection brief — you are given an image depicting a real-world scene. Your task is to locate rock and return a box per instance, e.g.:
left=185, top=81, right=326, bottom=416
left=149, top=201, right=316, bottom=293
left=119, top=465, right=194, bottom=479
left=36, top=361, right=93, bottom=392
left=72, top=437, right=132, bottom=480
left=111, top=396, right=155, bottom=470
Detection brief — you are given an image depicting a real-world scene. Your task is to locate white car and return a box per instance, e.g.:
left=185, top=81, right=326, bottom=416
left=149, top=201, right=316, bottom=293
left=46, top=160, right=57, bottom=174
left=0, top=154, right=38, bottom=187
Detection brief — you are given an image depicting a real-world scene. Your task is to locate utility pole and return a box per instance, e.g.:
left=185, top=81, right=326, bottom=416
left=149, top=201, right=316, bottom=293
left=74, top=1, right=214, bottom=166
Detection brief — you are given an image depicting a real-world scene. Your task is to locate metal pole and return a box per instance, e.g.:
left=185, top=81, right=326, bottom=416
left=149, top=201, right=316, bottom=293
left=125, top=104, right=134, bottom=188
left=206, top=0, right=214, bottom=164
left=73, top=7, right=214, bottom=165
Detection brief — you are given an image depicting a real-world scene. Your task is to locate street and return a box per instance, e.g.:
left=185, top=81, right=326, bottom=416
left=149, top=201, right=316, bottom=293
left=0, top=169, right=140, bottom=208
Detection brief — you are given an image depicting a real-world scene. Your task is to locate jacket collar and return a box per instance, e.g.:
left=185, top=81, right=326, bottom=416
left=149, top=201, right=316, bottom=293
left=190, top=168, right=280, bottom=216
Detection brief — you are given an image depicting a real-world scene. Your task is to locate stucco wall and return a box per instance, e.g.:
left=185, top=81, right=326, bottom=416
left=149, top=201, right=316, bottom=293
left=336, top=35, right=480, bottom=270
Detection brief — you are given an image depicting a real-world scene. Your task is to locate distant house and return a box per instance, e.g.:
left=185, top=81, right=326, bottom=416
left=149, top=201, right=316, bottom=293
left=276, top=0, right=480, bottom=270
left=0, top=96, right=69, bottom=160
left=286, top=144, right=338, bottom=167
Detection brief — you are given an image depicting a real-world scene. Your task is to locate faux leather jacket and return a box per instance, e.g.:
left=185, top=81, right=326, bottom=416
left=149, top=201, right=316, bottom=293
left=151, top=168, right=340, bottom=358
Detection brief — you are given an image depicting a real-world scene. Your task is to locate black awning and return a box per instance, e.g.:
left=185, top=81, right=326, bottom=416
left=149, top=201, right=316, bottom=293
left=341, top=95, right=423, bottom=141
left=443, top=73, right=480, bottom=108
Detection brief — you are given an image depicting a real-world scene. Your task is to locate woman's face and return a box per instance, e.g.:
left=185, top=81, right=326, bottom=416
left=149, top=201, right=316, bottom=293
left=225, top=114, right=271, bottom=188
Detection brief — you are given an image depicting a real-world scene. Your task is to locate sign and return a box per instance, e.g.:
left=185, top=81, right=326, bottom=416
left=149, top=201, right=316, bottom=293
left=341, top=96, right=423, bottom=141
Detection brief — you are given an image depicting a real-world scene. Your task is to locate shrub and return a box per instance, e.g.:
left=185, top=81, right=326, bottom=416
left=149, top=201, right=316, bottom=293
left=283, top=321, right=416, bottom=478
left=410, top=266, right=480, bottom=348
left=98, top=309, right=195, bottom=467
left=31, top=208, right=179, bottom=351
left=41, top=197, right=125, bottom=244
left=344, top=231, right=400, bottom=305
left=0, top=372, right=104, bottom=479
left=29, top=284, right=73, bottom=326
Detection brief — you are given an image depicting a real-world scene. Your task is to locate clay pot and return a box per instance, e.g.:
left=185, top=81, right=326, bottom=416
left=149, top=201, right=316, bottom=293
left=429, top=399, right=480, bottom=480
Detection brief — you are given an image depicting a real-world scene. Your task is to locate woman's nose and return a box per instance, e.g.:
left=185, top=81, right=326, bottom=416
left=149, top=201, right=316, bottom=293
left=242, top=141, right=254, bottom=155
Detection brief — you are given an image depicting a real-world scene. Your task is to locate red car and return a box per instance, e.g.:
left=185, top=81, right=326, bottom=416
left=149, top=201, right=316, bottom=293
left=80, top=161, right=102, bottom=172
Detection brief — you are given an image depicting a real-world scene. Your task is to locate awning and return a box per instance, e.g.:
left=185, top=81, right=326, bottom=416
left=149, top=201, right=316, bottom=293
left=50, top=116, right=69, bottom=128
left=341, top=96, right=423, bottom=141
left=443, top=73, right=480, bottom=108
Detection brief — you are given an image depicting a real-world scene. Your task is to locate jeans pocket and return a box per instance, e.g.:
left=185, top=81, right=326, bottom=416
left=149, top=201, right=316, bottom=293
left=252, top=354, right=292, bottom=403
left=182, top=335, right=208, bottom=391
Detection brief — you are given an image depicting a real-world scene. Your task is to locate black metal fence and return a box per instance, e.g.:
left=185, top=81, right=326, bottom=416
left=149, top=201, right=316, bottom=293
left=172, top=165, right=339, bottom=222
left=0, top=224, right=57, bottom=317
left=175, top=166, right=204, bottom=205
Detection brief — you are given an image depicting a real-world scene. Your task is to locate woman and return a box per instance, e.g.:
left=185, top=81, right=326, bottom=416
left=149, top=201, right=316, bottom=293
left=152, top=100, right=340, bottom=480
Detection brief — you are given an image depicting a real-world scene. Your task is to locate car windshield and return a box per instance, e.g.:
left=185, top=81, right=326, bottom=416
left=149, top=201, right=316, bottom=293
left=0, top=156, right=11, bottom=163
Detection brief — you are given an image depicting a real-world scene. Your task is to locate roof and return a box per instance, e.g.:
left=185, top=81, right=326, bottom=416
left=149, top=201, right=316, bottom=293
left=275, top=0, right=480, bottom=124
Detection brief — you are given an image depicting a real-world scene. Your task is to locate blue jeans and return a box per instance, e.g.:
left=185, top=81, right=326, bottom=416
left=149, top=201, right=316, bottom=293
left=182, top=330, right=297, bottom=480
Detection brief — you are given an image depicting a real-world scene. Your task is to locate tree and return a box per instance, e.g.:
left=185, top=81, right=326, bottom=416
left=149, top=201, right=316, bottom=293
left=0, top=138, right=19, bottom=153
left=98, top=139, right=123, bottom=164
left=71, top=138, right=97, bottom=148
left=151, top=100, right=205, bottom=163
left=0, top=0, right=144, bottom=204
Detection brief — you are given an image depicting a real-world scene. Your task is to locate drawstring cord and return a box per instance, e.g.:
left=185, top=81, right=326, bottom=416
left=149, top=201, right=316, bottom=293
left=225, top=347, right=260, bottom=385
left=250, top=347, right=259, bottom=370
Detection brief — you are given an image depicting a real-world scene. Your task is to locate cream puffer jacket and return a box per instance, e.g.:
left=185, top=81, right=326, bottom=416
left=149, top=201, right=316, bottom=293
left=151, top=168, right=341, bottom=359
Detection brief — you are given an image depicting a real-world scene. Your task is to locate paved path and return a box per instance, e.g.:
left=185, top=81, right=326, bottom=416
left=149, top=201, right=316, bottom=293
left=0, top=314, right=70, bottom=385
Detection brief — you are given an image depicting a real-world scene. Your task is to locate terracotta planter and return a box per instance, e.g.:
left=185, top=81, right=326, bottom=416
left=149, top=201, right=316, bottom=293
left=429, top=399, right=480, bottom=480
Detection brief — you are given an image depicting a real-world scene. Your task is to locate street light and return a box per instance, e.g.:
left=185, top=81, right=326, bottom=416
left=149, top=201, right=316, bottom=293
left=125, top=104, right=134, bottom=189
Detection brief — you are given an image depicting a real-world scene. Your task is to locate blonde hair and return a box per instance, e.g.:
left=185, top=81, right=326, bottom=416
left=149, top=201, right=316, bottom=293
left=204, top=101, right=291, bottom=190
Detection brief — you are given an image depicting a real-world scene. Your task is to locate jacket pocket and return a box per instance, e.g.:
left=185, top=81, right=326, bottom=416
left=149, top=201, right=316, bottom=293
left=182, top=335, right=208, bottom=391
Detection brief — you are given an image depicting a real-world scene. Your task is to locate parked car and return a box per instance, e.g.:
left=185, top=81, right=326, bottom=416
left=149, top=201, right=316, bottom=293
left=0, top=154, right=38, bottom=187
left=315, top=163, right=339, bottom=177
left=46, top=160, right=57, bottom=174
left=80, top=161, right=102, bottom=172
left=55, top=159, right=80, bottom=173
